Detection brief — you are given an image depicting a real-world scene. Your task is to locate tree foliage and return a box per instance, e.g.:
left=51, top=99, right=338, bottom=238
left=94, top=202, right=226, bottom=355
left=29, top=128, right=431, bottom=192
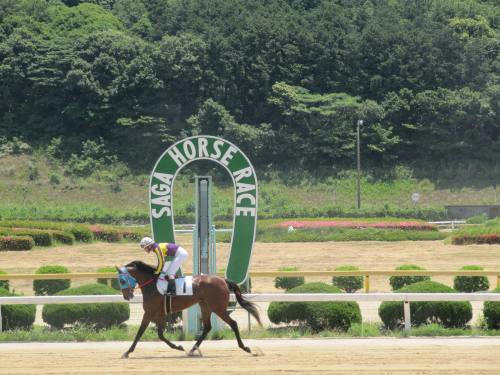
left=0, top=0, right=498, bottom=175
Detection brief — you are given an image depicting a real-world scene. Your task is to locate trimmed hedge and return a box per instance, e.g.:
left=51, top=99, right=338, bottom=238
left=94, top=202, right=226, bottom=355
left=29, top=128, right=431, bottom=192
left=331, top=265, right=363, bottom=293
left=268, top=282, right=361, bottom=332
left=0, top=235, right=34, bottom=250
left=452, top=234, right=500, bottom=245
left=42, top=283, right=130, bottom=329
left=483, top=286, right=500, bottom=330
left=97, top=267, right=120, bottom=290
left=0, top=220, right=93, bottom=242
left=89, top=226, right=121, bottom=242
left=33, top=265, right=71, bottom=296
left=0, top=287, right=36, bottom=331
left=389, top=264, right=431, bottom=291
left=378, top=281, right=473, bottom=329
left=0, top=270, right=9, bottom=291
left=453, top=265, right=489, bottom=292
left=50, top=230, right=75, bottom=245
left=274, top=267, right=304, bottom=291
left=0, top=228, right=53, bottom=246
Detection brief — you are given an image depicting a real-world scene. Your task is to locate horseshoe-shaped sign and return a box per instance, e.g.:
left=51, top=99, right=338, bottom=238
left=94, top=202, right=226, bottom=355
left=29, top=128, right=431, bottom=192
left=149, top=136, right=257, bottom=284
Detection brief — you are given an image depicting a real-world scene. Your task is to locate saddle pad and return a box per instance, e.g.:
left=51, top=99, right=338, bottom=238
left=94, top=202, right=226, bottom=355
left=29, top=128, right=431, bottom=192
left=156, top=276, right=193, bottom=296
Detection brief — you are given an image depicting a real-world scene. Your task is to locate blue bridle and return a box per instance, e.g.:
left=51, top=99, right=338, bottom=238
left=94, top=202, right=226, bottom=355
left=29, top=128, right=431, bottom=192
left=117, top=267, right=137, bottom=290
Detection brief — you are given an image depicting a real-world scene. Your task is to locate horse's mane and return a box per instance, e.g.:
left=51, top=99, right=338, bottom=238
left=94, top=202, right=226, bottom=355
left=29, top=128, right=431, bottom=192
left=126, top=260, right=156, bottom=275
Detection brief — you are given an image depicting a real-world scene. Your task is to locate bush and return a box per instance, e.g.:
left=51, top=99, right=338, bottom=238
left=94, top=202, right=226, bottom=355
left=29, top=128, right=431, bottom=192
left=70, top=225, right=93, bottom=242
left=89, top=226, right=122, bottom=242
left=9, top=229, right=53, bottom=246
left=42, top=283, right=130, bottom=329
left=453, top=265, right=489, bottom=292
left=33, top=265, right=71, bottom=296
left=389, top=264, right=431, bottom=291
left=0, top=236, right=34, bottom=250
left=332, top=265, right=363, bottom=293
left=97, top=267, right=120, bottom=290
left=267, top=282, right=361, bottom=332
left=50, top=230, right=75, bottom=245
left=378, top=281, right=472, bottom=329
left=0, top=287, right=36, bottom=331
left=0, top=270, right=9, bottom=291
left=274, top=267, right=305, bottom=290
left=483, top=286, right=500, bottom=330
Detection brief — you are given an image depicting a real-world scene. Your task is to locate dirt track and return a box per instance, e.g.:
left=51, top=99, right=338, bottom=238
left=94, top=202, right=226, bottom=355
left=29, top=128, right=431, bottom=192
left=1, top=338, right=499, bottom=375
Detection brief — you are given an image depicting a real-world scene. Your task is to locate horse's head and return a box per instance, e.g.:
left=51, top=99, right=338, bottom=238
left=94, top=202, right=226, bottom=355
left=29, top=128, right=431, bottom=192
left=115, top=265, right=137, bottom=301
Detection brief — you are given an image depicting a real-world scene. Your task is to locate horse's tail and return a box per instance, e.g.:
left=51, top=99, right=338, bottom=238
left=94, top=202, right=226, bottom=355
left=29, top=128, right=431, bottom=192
left=225, top=279, right=262, bottom=327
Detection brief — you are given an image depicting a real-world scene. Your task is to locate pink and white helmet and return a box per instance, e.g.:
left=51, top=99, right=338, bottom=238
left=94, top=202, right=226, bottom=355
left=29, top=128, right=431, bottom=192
left=140, top=237, right=154, bottom=249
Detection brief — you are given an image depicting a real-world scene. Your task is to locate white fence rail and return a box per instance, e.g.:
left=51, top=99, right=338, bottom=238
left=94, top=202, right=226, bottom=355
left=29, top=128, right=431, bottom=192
left=1, top=293, right=499, bottom=332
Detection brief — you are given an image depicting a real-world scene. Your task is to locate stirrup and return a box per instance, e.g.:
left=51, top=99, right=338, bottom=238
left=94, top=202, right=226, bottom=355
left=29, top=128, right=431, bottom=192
left=166, top=279, right=176, bottom=295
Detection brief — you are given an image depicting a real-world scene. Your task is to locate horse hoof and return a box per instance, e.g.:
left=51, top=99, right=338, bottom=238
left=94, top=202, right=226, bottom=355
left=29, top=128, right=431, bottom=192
left=121, top=353, right=129, bottom=359
left=251, top=347, right=264, bottom=356
left=177, top=345, right=185, bottom=352
left=244, top=346, right=251, bottom=353
left=188, top=347, right=202, bottom=357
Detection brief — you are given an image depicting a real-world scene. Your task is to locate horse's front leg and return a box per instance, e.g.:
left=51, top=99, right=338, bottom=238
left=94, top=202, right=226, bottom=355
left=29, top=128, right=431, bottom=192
left=156, top=318, right=184, bottom=352
left=122, top=314, right=151, bottom=359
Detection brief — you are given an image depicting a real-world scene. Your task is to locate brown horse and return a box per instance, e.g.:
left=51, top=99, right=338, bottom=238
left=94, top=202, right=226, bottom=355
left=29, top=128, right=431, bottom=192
left=116, top=260, right=262, bottom=358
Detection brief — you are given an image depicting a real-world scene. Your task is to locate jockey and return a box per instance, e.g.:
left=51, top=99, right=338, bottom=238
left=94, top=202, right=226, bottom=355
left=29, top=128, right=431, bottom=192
left=140, top=237, right=188, bottom=295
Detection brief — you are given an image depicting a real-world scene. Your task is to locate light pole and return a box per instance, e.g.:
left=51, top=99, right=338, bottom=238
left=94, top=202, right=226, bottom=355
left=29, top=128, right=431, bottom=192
left=356, top=119, right=363, bottom=209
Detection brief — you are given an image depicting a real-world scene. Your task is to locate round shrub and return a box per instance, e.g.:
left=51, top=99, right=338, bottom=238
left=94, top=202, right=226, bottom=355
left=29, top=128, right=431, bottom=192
left=0, top=270, right=9, bottom=291
left=483, top=286, right=500, bottom=330
left=389, top=264, right=431, bottom=291
left=378, top=280, right=472, bottom=329
left=332, top=265, right=363, bottom=293
left=268, top=282, right=361, bottom=332
left=51, top=230, right=75, bottom=245
left=453, top=265, right=489, bottom=292
left=274, top=267, right=305, bottom=290
left=0, top=287, right=36, bottom=331
left=97, top=266, right=119, bottom=290
left=0, top=235, right=34, bottom=250
left=33, top=265, right=71, bottom=296
left=42, top=283, right=130, bottom=329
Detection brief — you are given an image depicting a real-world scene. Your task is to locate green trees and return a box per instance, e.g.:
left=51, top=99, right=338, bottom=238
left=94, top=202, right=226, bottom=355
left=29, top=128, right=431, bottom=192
left=0, top=0, right=497, bottom=176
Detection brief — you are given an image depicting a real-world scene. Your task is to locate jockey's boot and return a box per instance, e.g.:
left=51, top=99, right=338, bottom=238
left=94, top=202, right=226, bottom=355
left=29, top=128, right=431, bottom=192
left=166, top=279, right=176, bottom=295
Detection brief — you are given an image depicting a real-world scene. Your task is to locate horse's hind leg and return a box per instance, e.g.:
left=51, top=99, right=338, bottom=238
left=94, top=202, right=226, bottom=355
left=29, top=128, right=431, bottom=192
left=156, top=318, right=184, bottom=352
left=216, top=309, right=251, bottom=353
left=188, top=302, right=212, bottom=356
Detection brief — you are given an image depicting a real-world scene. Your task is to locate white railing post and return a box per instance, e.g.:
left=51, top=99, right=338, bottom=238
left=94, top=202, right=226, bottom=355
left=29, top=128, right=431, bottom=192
left=403, top=301, right=411, bottom=332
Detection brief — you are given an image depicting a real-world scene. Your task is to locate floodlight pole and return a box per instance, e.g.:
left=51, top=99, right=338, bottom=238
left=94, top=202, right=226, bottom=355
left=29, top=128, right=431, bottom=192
left=356, top=119, right=363, bottom=209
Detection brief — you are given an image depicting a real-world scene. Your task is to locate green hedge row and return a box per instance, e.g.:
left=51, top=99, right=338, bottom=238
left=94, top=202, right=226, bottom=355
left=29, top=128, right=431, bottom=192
left=268, top=282, right=361, bottom=331
left=0, top=236, right=34, bottom=250
left=0, top=287, right=36, bottom=331
left=379, top=281, right=473, bottom=329
left=0, top=220, right=92, bottom=242
left=42, top=283, right=130, bottom=329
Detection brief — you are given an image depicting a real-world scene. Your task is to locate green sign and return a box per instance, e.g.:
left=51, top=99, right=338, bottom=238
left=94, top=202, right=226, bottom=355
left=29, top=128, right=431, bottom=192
left=149, top=136, right=258, bottom=284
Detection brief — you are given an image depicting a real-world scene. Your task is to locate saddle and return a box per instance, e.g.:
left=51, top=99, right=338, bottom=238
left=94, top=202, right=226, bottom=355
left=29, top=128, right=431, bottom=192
left=156, top=276, right=193, bottom=296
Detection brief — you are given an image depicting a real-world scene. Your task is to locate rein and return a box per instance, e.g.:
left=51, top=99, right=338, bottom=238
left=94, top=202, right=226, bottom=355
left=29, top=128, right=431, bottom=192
left=138, top=277, right=155, bottom=289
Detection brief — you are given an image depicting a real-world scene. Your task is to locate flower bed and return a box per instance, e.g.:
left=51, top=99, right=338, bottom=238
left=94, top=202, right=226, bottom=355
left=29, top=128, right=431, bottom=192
left=277, top=220, right=437, bottom=231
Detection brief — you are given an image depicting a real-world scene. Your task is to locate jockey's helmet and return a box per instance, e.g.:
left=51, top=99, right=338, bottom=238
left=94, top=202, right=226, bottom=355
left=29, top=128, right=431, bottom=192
left=140, top=236, right=154, bottom=249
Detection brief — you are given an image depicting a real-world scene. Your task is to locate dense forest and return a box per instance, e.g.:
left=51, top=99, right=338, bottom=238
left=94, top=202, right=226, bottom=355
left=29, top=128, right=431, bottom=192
left=0, top=0, right=498, bottom=181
